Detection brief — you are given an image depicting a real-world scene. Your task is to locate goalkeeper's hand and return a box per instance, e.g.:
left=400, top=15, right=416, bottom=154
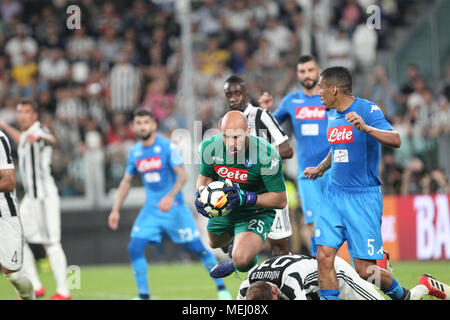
left=223, top=179, right=257, bottom=210
left=195, top=187, right=211, bottom=218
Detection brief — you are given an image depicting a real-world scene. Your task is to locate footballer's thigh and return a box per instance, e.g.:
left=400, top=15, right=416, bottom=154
left=0, top=216, right=24, bottom=272
left=232, top=231, right=264, bottom=269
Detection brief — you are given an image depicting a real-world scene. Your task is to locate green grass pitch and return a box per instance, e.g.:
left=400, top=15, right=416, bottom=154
left=1, top=260, right=449, bottom=300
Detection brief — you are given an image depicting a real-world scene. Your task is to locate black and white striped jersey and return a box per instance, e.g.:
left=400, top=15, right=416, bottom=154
left=237, top=254, right=384, bottom=300
left=18, top=122, right=58, bottom=199
left=243, top=103, right=288, bottom=147
left=110, top=63, right=140, bottom=112
left=0, top=130, right=19, bottom=218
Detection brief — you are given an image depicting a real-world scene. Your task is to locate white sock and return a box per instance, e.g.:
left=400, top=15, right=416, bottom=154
left=45, top=243, right=70, bottom=296
left=22, top=243, right=43, bottom=291
left=5, top=269, right=35, bottom=300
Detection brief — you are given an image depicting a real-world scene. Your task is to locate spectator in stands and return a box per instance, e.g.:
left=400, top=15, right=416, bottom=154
left=352, top=23, right=378, bottom=70
left=364, top=65, right=400, bottom=121
left=5, top=24, right=37, bottom=67
left=326, top=27, right=355, bottom=71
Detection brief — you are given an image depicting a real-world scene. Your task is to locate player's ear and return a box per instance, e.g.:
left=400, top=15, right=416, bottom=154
left=271, top=285, right=278, bottom=300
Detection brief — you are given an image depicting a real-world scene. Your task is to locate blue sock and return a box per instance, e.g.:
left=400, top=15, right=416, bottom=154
left=383, top=278, right=404, bottom=300
left=310, top=236, right=317, bottom=257
left=185, top=239, right=226, bottom=290
left=128, top=237, right=150, bottom=296
left=319, top=289, right=340, bottom=300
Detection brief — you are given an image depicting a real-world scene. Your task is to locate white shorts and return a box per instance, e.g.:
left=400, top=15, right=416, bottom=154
left=20, top=196, right=61, bottom=244
left=0, top=216, right=24, bottom=271
left=268, top=203, right=292, bottom=240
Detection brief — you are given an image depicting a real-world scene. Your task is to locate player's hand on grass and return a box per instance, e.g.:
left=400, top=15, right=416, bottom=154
left=258, top=92, right=273, bottom=110
left=195, top=186, right=211, bottom=218
left=223, top=180, right=257, bottom=209
left=108, top=210, right=120, bottom=230
left=304, top=167, right=324, bottom=180
left=346, top=112, right=368, bottom=132
left=158, top=195, right=174, bottom=213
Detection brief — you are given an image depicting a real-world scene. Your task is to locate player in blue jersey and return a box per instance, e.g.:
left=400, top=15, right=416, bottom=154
left=108, top=108, right=232, bottom=300
left=303, top=66, right=408, bottom=300
left=259, top=55, right=329, bottom=257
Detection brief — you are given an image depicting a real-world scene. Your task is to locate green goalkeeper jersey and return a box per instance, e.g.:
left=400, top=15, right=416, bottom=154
left=199, top=134, right=286, bottom=216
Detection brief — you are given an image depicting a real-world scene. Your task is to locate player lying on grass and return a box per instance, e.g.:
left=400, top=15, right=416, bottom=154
left=237, top=254, right=450, bottom=300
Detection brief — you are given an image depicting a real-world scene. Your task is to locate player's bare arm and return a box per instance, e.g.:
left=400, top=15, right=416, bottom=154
left=304, top=150, right=332, bottom=180
left=196, top=174, right=214, bottom=190
left=345, top=112, right=401, bottom=148
left=108, top=172, right=134, bottom=230
left=277, top=140, right=294, bottom=159
left=0, top=120, right=21, bottom=145
left=27, top=132, right=56, bottom=147
left=0, top=168, right=16, bottom=192
left=254, top=191, right=287, bottom=209
left=158, top=165, right=187, bottom=213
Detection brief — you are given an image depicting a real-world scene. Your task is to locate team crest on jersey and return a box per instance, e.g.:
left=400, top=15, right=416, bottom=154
left=244, top=158, right=253, bottom=168
left=153, top=145, right=162, bottom=154
left=327, top=125, right=353, bottom=144
left=137, top=156, right=162, bottom=172
left=295, top=106, right=326, bottom=120
left=213, top=165, right=249, bottom=183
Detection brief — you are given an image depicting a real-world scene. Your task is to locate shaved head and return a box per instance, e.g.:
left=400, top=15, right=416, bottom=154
left=221, top=111, right=249, bottom=156
left=221, top=110, right=248, bottom=131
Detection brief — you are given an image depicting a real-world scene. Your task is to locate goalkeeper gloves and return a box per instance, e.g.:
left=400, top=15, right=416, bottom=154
left=223, top=179, right=257, bottom=210
left=195, top=187, right=211, bottom=218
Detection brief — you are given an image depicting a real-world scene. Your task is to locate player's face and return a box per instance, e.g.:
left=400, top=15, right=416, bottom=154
left=133, top=115, right=156, bottom=140
left=222, top=128, right=249, bottom=156
left=16, top=104, right=38, bottom=131
left=224, top=82, right=249, bottom=112
left=297, top=61, right=320, bottom=90
left=318, top=76, right=336, bottom=110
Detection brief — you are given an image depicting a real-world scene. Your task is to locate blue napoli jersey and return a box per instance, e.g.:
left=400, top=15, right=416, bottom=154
left=126, top=136, right=184, bottom=206
left=273, top=90, right=330, bottom=175
left=326, top=97, right=393, bottom=189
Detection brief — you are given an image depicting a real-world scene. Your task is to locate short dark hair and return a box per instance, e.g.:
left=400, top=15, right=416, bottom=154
left=298, top=55, right=317, bottom=65
left=133, top=108, right=156, bottom=120
left=320, top=66, right=353, bottom=95
left=17, top=98, right=38, bottom=112
left=225, top=75, right=246, bottom=86
left=246, top=281, right=274, bottom=300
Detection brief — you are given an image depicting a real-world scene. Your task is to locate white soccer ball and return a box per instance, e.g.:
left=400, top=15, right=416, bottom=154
left=200, top=180, right=231, bottom=217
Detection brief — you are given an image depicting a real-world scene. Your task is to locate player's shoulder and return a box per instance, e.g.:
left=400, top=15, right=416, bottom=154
left=354, top=97, right=384, bottom=116
left=200, top=133, right=221, bottom=147
left=281, top=91, right=300, bottom=104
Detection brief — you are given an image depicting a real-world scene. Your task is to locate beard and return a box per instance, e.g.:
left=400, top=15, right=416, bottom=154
left=137, top=131, right=153, bottom=141
left=301, top=78, right=318, bottom=90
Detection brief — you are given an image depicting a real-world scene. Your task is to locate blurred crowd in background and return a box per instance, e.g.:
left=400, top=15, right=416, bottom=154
left=0, top=0, right=448, bottom=203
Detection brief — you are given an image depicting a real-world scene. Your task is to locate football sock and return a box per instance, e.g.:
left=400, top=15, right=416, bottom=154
left=22, top=243, right=43, bottom=291
left=383, top=278, right=404, bottom=300
left=128, top=237, right=150, bottom=296
left=5, top=269, right=35, bottom=300
left=45, top=243, right=70, bottom=297
left=235, top=256, right=258, bottom=273
left=309, top=236, right=317, bottom=257
left=185, top=239, right=226, bottom=290
left=319, top=289, right=340, bottom=300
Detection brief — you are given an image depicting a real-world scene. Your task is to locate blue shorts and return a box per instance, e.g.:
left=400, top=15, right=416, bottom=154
left=131, top=202, right=200, bottom=244
left=297, top=171, right=329, bottom=225
left=314, top=184, right=384, bottom=260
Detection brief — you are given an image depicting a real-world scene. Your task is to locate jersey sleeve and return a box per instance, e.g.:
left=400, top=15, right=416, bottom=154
left=236, top=279, right=250, bottom=300
left=273, top=95, right=290, bottom=124
left=199, top=137, right=217, bottom=178
left=0, top=135, right=15, bottom=170
left=125, top=149, right=138, bottom=176
left=259, top=110, right=289, bottom=147
left=169, top=142, right=184, bottom=168
left=364, top=104, right=393, bottom=131
left=260, top=143, right=286, bottom=193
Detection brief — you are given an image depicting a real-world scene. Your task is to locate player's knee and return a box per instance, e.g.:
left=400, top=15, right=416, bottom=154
left=128, top=238, right=147, bottom=258
left=316, top=247, right=335, bottom=269
left=232, top=251, right=253, bottom=270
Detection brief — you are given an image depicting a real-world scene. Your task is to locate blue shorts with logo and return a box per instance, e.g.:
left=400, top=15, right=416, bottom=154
left=314, top=184, right=384, bottom=260
left=297, top=170, right=329, bottom=225
left=131, top=202, right=200, bottom=244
